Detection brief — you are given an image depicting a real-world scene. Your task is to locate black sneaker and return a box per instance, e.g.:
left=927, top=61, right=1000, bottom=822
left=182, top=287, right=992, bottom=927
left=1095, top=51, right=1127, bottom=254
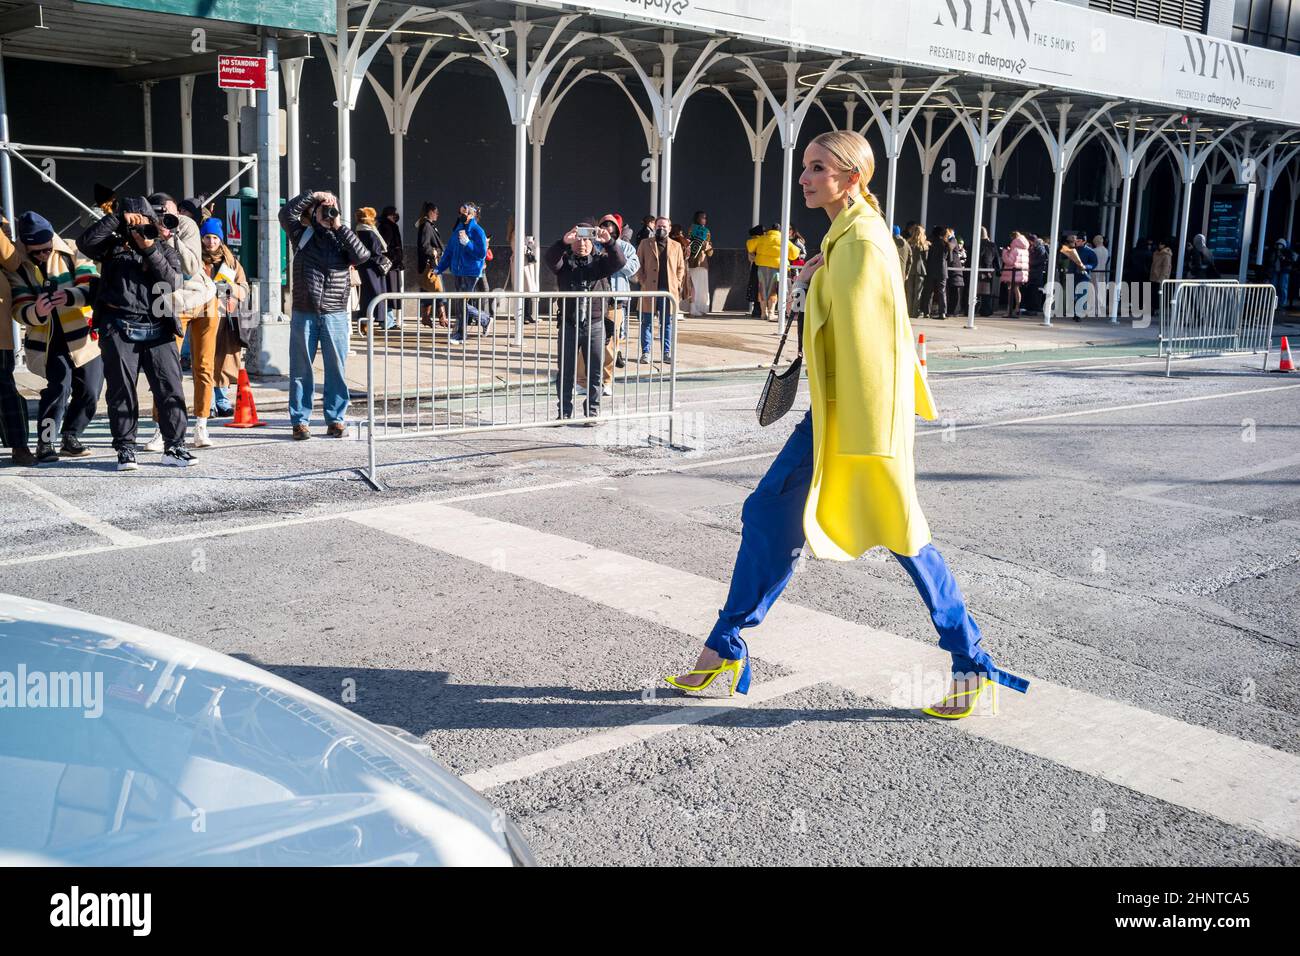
left=60, top=435, right=92, bottom=458
left=161, top=444, right=197, bottom=467
left=11, top=447, right=36, bottom=467
left=35, top=442, right=60, bottom=464
left=213, top=406, right=235, bottom=419
left=117, top=447, right=139, bottom=471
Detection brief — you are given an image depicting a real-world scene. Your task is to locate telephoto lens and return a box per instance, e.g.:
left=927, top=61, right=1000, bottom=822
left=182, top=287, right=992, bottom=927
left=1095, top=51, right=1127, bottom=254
left=160, top=213, right=180, bottom=231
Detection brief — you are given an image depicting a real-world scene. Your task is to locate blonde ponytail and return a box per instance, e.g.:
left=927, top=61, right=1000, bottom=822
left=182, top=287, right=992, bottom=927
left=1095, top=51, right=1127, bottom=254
left=810, top=130, right=881, bottom=216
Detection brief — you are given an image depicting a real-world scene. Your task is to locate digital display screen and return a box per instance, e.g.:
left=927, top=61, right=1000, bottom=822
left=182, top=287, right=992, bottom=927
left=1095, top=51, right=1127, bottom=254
left=1206, top=189, right=1247, bottom=261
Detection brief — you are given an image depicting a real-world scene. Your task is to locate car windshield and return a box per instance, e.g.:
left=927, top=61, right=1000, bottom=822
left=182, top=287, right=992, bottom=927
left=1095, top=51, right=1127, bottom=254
left=0, top=597, right=510, bottom=866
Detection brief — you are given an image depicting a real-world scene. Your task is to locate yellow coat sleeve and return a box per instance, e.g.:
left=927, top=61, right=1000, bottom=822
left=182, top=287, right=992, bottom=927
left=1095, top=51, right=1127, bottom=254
left=829, top=238, right=896, bottom=458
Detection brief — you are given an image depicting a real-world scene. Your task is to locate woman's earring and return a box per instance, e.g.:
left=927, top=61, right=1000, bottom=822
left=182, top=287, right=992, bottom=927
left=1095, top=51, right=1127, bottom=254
left=845, top=192, right=856, bottom=208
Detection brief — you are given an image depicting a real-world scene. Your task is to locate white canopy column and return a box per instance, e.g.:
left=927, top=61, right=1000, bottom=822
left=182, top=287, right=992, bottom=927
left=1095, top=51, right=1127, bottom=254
left=322, top=0, right=429, bottom=218
left=607, top=34, right=727, bottom=221
left=282, top=56, right=305, bottom=201
left=528, top=57, right=593, bottom=243
left=448, top=13, right=591, bottom=342
left=1163, top=120, right=1246, bottom=278
left=364, top=39, right=464, bottom=226
left=913, top=110, right=963, bottom=229
left=1252, top=138, right=1300, bottom=263
left=1025, top=99, right=1120, bottom=326
left=1094, top=112, right=1176, bottom=322
left=851, top=70, right=952, bottom=231
left=179, top=75, right=195, bottom=198
left=944, top=84, right=1040, bottom=330
left=736, top=55, right=849, bottom=333
left=714, top=86, right=778, bottom=227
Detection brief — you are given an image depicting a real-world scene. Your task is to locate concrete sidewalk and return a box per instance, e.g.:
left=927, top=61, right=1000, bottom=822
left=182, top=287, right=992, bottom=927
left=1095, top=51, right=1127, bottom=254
left=13, top=307, right=1299, bottom=415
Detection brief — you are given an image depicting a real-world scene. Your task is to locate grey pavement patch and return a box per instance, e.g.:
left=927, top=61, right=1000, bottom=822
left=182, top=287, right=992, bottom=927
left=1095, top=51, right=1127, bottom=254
left=489, top=683, right=1300, bottom=867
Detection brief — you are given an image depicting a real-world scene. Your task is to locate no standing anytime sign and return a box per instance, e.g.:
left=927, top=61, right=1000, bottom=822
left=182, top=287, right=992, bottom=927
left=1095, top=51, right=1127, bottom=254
left=217, top=55, right=267, bottom=91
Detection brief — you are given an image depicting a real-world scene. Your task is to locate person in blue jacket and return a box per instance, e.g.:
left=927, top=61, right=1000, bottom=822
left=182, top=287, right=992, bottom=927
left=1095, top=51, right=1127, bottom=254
left=435, top=202, right=488, bottom=344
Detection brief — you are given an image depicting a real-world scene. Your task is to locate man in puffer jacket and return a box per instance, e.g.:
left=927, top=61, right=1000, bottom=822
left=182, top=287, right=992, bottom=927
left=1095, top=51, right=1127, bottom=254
left=279, top=189, right=370, bottom=440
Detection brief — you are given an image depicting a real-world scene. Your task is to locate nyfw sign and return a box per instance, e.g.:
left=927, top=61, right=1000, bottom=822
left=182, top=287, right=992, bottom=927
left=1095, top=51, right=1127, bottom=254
left=531, top=0, right=1300, bottom=126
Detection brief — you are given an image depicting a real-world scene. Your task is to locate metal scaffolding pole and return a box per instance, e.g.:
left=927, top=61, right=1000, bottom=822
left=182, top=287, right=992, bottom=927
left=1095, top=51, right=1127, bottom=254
left=141, top=82, right=154, bottom=195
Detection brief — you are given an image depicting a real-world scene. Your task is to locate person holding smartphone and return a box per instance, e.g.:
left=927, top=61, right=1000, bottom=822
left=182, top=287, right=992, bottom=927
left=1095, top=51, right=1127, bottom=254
left=543, top=222, right=626, bottom=422
left=7, top=212, right=102, bottom=463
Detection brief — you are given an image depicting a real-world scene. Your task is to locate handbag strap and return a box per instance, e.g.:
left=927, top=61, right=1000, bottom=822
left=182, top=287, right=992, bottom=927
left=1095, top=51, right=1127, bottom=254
left=769, top=319, right=794, bottom=369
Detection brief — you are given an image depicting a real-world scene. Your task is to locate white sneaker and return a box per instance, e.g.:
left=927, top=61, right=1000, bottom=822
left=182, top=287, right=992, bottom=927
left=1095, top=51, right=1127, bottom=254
left=192, top=419, right=213, bottom=448
left=143, top=427, right=164, bottom=452
left=602, top=385, right=612, bottom=397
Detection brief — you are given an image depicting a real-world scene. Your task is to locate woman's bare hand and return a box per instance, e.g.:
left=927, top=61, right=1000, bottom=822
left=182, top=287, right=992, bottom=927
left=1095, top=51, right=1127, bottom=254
left=795, top=253, right=824, bottom=285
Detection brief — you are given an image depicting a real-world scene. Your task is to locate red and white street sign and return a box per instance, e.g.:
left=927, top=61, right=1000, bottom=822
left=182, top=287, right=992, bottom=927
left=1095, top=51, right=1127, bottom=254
left=217, top=55, right=267, bottom=91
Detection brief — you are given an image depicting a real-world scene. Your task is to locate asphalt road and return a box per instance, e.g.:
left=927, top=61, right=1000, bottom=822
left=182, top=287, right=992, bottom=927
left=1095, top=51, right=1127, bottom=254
left=2, top=347, right=1297, bottom=865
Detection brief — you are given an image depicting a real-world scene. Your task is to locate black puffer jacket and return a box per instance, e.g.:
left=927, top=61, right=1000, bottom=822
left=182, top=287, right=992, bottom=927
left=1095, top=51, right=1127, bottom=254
left=77, top=197, right=183, bottom=328
left=280, top=191, right=370, bottom=314
left=544, top=238, right=626, bottom=323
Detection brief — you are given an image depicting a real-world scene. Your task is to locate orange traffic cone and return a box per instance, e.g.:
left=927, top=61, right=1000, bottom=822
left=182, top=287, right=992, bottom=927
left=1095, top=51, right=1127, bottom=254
left=223, top=368, right=267, bottom=428
left=917, top=332, right=928, bottom=378
left=1275, top=336, right=1295, bottom=373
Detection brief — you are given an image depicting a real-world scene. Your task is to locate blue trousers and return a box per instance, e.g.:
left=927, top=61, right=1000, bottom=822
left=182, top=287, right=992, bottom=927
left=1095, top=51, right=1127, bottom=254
left=706, top=410, right=1029, bottom=693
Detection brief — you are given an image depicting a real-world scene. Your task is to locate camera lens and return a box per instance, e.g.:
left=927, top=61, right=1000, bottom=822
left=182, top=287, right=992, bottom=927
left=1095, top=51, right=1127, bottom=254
left=160, top=213, right=180, bottom=230
left=322, top=206, right=340, bottom=220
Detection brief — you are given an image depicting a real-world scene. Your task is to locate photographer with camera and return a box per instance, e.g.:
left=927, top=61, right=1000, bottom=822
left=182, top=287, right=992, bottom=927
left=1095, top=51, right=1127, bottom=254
left=544, top=222, right=626, bottom=422
left=279, top=189, right=370, bottom=440
left=434, top=202, right=488, bottom=345
left=76, top=196, right=190, bottom=470
left=139, top=192, right=218, bottom=449
left=7, top=212, right=102, bottom=463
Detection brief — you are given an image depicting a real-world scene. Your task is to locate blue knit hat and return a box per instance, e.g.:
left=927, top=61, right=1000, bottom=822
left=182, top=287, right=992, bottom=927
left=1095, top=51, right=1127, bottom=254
left=200, top=217, right=224, bottom=241
left=17, top=211, right=53, bottom=246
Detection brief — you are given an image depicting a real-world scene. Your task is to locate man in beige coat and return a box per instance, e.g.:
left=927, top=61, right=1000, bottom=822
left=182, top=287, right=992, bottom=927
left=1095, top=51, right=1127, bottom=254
left=634, top=216, right=690, bottom=365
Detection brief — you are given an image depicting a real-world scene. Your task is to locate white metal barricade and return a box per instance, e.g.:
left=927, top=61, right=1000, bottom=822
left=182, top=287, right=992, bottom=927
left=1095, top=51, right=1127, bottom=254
left=360, top=290, right=680, bottom=490
left=1159, top=280, right=1277, bottom=376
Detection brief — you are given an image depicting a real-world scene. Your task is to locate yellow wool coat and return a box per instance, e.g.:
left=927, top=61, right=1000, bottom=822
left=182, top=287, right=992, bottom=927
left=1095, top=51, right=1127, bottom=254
left=802, top=199, right=938, bottom=559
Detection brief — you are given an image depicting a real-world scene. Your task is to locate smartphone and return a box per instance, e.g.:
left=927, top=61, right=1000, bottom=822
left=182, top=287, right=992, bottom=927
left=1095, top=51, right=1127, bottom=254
left=575, top=226, right=599, bottom=240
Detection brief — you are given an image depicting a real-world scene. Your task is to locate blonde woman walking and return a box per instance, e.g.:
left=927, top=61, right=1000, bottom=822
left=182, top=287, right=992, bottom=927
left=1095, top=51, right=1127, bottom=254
left=665, top=130, right=1030, bottom=718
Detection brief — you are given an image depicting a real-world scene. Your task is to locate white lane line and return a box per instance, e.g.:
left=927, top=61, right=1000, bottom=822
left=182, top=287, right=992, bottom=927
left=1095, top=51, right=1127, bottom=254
left=462, top=673, right=826, bottom=791
left=0, top=476, right=145, bottom=547
left=350, top=501, right=1300, bottom=847
left=5, top=380, right=1297, bottom=569
left=918, top=383, right=1300, bottom=438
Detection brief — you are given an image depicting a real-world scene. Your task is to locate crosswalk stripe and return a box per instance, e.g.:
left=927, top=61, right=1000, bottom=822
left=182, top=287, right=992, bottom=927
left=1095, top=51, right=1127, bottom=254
left=349, top=501, right=1300, bottom=848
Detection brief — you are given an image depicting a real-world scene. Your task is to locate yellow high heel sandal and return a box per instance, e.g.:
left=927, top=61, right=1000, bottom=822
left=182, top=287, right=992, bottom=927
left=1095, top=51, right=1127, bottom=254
left=922, top=677, right=996, bottom=719
left=664, top=658, right=748, bottom=696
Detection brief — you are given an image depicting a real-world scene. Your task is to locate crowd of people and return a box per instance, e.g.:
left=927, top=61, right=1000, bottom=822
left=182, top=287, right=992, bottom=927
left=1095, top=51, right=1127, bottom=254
left=0, top=189, right=251, bottom=469
left=5, top=178, right=1299, bottom=465
left=885, top=224, right=1300, bottom=321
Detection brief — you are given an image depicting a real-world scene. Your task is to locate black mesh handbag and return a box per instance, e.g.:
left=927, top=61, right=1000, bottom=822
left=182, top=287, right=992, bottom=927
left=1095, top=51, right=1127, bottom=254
left=755, top=317, right=802, bottom=427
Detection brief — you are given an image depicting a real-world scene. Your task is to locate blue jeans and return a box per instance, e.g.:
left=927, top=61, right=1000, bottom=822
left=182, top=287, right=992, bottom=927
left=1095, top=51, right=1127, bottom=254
left=211, top=386, right=232, bottom=414
left=705, top=410, right=1030, bottom=693
left=639, top=300, right=674, bottom=359
left=450, top=274, right=489, bottom=338
left=289, top=310, right=350, bottom=426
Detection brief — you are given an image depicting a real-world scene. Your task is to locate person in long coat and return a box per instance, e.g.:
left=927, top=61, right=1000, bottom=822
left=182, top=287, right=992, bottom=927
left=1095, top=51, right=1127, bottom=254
left=354, top=207, right=392, bottom=331
left=665, top=130, right=1030, bottom=718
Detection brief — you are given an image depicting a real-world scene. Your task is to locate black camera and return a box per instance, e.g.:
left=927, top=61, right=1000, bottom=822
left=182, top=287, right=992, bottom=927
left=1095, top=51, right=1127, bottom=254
left=128, top=221, right=161, bottom=240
